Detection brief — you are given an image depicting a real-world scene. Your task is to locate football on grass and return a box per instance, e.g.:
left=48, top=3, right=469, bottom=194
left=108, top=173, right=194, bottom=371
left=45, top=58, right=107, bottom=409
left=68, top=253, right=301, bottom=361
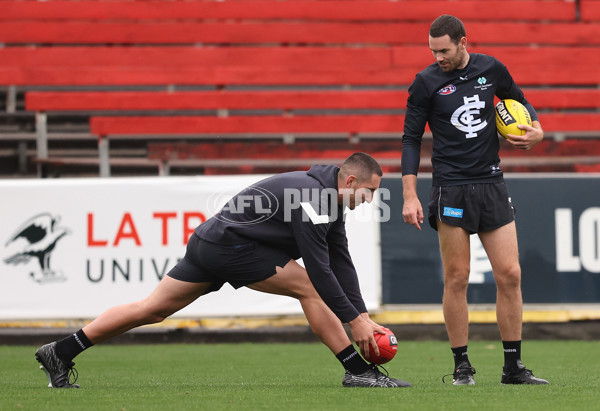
left=367, top=327, right=398, bottom=364
left=495, top=99, right=532, bottom=139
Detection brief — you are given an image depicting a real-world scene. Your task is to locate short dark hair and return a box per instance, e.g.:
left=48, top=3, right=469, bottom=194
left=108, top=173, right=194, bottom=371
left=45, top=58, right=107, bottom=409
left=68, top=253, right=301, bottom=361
left=429, top=15, right=466, bottom=44
left=340, top=152, right=383, bottom=182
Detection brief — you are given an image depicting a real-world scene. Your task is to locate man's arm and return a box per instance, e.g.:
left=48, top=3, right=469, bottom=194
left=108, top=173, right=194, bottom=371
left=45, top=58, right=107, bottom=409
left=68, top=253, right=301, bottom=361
left=401, top=74, right=429, bottom=230
left=326, top=219, right=367, bottom=313
left=504, top=120, right=544, bottom=151
left=495, top=60, right=544, bottom=150
left=401, top=75, right=428, bottom=178
left=290, top=202, right=385, bottom=357
left=289, top=204, right=360, bottom=324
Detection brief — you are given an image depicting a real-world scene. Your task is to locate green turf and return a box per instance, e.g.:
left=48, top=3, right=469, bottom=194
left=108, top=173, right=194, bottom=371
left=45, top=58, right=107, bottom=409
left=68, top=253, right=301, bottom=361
left=1, top=340, right=598, bottom=410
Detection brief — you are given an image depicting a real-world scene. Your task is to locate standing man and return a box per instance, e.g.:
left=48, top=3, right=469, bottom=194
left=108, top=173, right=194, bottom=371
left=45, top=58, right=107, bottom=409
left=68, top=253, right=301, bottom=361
left=401, top=15, right=548, bottom=385
left=35, top=153, right=412, bottom=389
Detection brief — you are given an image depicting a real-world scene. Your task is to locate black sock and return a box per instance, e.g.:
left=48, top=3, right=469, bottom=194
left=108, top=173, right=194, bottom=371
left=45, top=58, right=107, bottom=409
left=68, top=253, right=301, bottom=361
left=336, top=345, right=371, bottom=375
left=451, top=345, right=471, bottom=368
left=54, top=329, right=94, bottom=363
left=502, top=340, right=522, bottom=369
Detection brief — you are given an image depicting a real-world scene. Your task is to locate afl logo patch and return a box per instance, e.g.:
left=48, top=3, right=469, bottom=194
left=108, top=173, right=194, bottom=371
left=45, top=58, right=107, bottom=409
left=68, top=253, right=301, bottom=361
left=438, top=85, right=456, bottom=95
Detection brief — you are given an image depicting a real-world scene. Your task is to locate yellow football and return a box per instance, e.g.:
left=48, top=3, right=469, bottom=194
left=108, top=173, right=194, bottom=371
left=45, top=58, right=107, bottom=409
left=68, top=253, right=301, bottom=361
left=495, top=99, right=532, bottom=139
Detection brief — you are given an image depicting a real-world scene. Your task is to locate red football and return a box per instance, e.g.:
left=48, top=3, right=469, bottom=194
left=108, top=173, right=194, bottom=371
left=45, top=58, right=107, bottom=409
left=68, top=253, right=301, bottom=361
left=367, top=327, right=398, bottom=364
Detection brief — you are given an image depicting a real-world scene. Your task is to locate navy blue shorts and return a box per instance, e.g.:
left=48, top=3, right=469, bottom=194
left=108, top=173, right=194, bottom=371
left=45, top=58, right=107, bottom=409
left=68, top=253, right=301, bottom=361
left=428, top=182, right=515, bottom=234
left=167, top=234, right=292, bottom=292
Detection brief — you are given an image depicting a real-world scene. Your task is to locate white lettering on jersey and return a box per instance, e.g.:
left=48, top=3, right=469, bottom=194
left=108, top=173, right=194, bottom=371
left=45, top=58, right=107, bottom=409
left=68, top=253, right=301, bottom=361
left=451, top=95, right=487, bottom=138
left=300, top=202, right=330, bottom=225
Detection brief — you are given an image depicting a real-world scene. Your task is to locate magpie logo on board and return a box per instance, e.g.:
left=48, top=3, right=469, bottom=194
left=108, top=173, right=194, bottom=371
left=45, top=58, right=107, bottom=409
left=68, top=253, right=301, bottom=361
left=3, top=213, right=70, bottom=283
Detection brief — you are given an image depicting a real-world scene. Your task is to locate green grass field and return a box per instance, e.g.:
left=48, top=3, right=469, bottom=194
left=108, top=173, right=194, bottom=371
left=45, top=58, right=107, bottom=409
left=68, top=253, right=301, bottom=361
left=1, top=340, right=598, bottom=410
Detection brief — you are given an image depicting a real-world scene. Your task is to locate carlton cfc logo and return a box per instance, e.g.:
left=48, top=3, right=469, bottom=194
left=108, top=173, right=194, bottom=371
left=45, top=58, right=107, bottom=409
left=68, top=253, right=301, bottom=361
left=438, top=85, right=456, bottom=95
left=3, top=213, right=70, bottom=283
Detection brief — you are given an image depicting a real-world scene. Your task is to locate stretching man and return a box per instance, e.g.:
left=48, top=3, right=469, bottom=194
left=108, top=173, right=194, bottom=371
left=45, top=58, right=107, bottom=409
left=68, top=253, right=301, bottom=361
left=35, top=152, right=411, bottom=389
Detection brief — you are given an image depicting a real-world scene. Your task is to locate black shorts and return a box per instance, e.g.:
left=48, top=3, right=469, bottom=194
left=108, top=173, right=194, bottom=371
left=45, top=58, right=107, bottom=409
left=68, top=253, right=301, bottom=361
left=428, top=182, right=515, bottom=234
left=167, top=233, right=292, bottom=292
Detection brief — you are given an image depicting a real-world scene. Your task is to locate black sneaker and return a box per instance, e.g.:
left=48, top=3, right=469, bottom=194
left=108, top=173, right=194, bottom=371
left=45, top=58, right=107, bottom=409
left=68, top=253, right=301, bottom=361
left=342, top=365, right=412, bottom=387
left=501, top=362, right=549, bottom=385
left=35, top=342, right=80, bottom=388
left=443, top=363, right=476, bottom=385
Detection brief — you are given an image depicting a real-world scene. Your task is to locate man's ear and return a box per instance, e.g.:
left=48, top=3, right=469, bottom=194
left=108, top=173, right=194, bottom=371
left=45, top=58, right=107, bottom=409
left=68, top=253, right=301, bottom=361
left=345, top=174, right=357, bottom=187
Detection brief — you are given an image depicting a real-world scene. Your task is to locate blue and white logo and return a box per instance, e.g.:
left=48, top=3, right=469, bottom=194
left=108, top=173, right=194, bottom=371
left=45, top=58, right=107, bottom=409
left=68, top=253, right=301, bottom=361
left=443, top=207, right=464, bottom=218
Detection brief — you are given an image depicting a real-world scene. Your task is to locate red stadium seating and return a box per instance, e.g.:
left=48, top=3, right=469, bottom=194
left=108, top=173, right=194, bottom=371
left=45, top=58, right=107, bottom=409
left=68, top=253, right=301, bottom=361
left=581, top=1, right=600, bottom=21
left=89, top=113, right=600, bottom=138
left=90, top=115, right=404, bottom=136
left=2, top=0, right=598, bottom=177
left=25, top=86, right=600, bottom=175
left=5, top=46, right=600, bottom=86
left=0, top=1, right=577, bottom=22
left=83, top=109, right=600, bottom=176
left=3, top=22, right=600, bottom=46
left=25, top=89, right=600, bottom=112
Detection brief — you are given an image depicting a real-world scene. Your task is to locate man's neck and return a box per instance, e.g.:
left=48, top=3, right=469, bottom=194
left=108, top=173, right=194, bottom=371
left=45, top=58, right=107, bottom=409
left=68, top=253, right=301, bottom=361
left=457, top=52, right=470, bottom=70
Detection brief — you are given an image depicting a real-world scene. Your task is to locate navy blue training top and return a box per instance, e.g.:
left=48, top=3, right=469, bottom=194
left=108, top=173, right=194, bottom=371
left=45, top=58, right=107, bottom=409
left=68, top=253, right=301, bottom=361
left=402, top=53, right=538, bottom=186
left=195, top=165, right=366, bottom=323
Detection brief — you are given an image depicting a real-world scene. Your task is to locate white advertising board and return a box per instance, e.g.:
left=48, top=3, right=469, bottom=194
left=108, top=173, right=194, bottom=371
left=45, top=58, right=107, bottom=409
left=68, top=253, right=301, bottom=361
left=0, top=176, right=381, bottom=320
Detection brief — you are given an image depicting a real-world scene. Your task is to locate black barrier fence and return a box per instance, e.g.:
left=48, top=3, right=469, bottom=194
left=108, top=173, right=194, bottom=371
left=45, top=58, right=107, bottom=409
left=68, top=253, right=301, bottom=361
left=380, top=175, right=600, bottom=304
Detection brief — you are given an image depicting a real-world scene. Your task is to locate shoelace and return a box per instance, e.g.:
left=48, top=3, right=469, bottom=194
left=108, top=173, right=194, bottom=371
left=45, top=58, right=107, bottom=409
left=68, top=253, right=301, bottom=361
left=441, top=373, right=453, bottom=384
left=68, top=366, right=79, bottom=386
left=441, top=365, right=476, bottom=384
left=506, top=367, right=533, bottom=377
left=372, top=364, right=390, bottom=379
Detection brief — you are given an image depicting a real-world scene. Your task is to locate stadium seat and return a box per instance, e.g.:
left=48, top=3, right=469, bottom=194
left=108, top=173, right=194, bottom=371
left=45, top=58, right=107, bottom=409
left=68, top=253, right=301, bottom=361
left=581, top=0, right=600, bottom=21
left=25, top=90, right=409, bottom=111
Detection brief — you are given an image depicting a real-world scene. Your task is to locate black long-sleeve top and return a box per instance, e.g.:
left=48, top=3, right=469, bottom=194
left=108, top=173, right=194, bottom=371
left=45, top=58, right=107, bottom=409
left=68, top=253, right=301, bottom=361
left=195, top=165, right=366, bottom=323
left=402, top=53, right=539, bottom=186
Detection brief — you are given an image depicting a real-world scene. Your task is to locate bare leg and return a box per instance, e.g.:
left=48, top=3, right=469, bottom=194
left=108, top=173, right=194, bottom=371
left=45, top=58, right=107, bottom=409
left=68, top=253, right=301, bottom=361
left=248, top=259, right=350, bottom=355
left=437, top=221, right=471, bottom=348
left=479, top=222, right=522, bottom=341
left=83, top=276, right=213, bottom=344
